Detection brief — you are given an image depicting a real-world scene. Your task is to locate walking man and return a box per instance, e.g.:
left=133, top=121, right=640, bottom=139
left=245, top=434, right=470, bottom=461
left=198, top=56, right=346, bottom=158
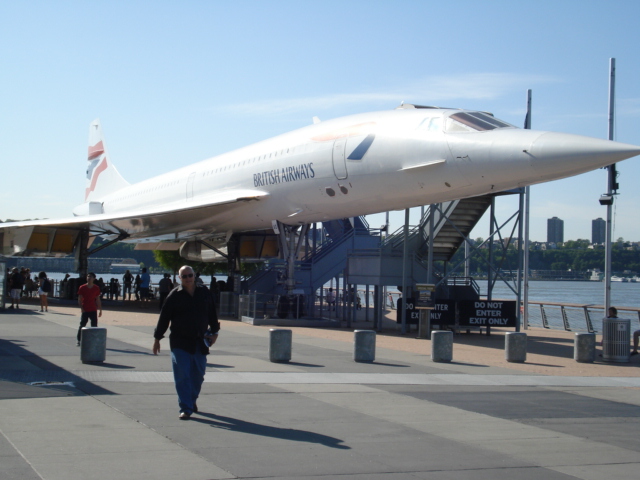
left=152, top=265, right=220, bottom=419
left=77, top=272, right=102, bottom=346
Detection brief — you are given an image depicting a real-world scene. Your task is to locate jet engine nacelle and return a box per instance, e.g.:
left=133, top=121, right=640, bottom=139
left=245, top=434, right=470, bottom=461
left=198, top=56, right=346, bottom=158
left=179, top=233, right=281, bottom=263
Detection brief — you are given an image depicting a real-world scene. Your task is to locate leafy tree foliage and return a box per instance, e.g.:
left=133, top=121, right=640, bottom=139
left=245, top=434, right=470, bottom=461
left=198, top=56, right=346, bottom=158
left=448, top=242, right=640, bottom=275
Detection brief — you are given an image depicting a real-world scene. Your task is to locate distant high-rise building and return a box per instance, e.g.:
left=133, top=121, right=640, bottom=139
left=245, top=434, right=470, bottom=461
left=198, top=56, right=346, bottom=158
left=547, top=217, right=564, bottom=244
left=592, top=217, right=606, bottom=244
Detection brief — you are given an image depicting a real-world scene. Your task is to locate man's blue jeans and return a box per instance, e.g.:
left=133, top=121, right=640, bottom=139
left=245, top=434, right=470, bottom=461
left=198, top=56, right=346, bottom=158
left=171, top=348, right=207, bottom=415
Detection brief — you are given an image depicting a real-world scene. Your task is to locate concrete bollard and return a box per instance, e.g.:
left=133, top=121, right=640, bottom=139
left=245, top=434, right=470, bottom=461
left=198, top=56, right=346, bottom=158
left=80, top=327, right=107, bottom=363
left=431, top=330, right=453, bottom=363
left=574, top=332, right=596, bottom=363
left=354, top=330, right=376, bottom=363
left=505, top=332, right=527, bottom=363
left=269, top=329, right=292, bottom=363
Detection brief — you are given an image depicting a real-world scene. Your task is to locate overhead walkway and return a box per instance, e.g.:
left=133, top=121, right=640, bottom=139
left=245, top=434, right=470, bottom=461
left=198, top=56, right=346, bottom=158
left=246, top=195, right=493, bottom=296
left=246, top=217, right=380, bottom=296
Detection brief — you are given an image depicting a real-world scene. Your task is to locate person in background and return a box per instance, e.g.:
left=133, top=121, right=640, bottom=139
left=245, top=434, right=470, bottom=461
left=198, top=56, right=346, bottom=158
left=326, top=287, right=336, bottom=311
left=60, top=273, right=70, bottom=298
left=621, top=306, right=640, bottom=356
left=8, top=267, right=23, bottom=309
left=210, top=276, right=220, bottom=303
left=24, top=270, right=34, bottom=298
left=632, top=328, right=640, bottom=356
left=113, top=278, right=120, bottom=301
left=96, top=277, right=106, bottom=298
left=77, top=272, right=103, bottom=346
left=37, top=271, right=51, bottom=312
left=134, top=274, right=142, bottom=300
left=122, top=269, right=133, bottom=300
left=158, top=273, right=173, bottom=310
left=139, top=268, right=151, bottom=304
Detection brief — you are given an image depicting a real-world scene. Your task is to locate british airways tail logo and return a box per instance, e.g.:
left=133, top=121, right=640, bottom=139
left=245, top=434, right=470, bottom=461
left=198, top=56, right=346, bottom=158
left=85, top=141, right=108, bottom=200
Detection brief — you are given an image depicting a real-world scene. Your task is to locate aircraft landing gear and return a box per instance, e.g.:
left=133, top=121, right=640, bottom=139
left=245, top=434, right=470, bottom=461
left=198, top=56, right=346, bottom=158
left=274, top=221, right=310, bottom=319
left=277, top=294, right=306, bottom=319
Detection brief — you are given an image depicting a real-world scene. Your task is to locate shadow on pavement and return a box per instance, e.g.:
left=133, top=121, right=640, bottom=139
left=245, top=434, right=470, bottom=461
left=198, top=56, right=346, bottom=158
left=194, top=412, right=351, bottom=449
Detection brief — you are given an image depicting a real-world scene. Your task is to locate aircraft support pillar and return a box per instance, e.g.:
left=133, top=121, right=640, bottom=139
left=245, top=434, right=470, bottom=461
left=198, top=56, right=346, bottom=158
left=275, top=221, right=310, bottom=297
left=286, top=225, right=296, bottom=294
left=400, top=208, right=410, bottom=335
left=365, top=285, right=370, bottom=322
left=516, top=189, right=525, bottom=332
left=74, top=228, right=90, bottom=278
left=373, top=285, right=380, bottom=331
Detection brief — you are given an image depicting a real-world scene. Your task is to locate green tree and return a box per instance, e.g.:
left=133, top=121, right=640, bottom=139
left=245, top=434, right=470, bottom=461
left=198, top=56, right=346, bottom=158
left=550, top=261, right=568, bottom=271
left=562, top=239, right=590, bottom=250
left=153, top=250, right=184, bottom=274
left=153, top=250, right=229, bottom=277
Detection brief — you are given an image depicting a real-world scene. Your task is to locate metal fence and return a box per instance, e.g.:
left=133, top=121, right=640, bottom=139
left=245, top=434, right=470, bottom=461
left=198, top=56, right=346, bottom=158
left=219, top=292, right=237, bottom=317
left=525, top=302, right=640, bottom=334
left=239, top=292, right=309, bottom=320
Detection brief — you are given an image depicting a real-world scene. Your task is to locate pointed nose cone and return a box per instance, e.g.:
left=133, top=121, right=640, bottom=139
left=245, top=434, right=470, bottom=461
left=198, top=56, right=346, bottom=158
left=529, top=132, right=640, bottom=181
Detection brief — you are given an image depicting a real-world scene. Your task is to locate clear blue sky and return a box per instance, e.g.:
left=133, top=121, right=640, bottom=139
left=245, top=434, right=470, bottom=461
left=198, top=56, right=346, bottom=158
left=1, top=1, right=639, bottom=242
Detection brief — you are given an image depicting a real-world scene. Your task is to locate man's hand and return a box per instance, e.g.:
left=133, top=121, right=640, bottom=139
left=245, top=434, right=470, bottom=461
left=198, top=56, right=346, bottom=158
left=204, top=333, right=218, bottom=346
left=152, top=339, right=161, bottom=355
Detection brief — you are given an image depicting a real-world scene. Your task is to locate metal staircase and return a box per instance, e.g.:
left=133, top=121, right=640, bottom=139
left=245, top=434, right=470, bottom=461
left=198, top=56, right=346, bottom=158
left=382, top=195, right=492, bottom=261
left=246, top=195, right=492, bottom=296
left=246, top=217, right=380, bottom=295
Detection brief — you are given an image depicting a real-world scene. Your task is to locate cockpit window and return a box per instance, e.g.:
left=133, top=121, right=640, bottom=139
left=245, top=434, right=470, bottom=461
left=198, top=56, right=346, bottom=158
left=446, top=112, right=514, bottom=132
left=416, top=117, right=442, bottom=132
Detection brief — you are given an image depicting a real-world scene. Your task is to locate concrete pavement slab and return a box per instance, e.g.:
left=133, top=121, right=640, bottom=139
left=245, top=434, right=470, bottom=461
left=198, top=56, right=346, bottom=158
left=0, top=429, right=42, bottom=480
left=412, top=467, right=580, bottom=480
left=550, top=463, right=640, bottom=480
left=3, top=304, right=640, bottom=480
left=0, top=397, right=233, bottom=480
left=393, top=388, right=640, bottom=419
left=519, top=417, right=640, bottom=452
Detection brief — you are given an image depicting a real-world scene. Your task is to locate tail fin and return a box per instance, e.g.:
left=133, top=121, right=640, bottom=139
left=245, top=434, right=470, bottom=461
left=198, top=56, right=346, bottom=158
left=85, top=119, right=129, bottom=202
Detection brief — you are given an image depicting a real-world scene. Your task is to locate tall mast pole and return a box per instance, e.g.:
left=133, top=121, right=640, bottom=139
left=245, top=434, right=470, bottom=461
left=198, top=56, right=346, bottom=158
left=604, top=58, right=616, bottom=312
left=523, top=89, right=532, bottom=330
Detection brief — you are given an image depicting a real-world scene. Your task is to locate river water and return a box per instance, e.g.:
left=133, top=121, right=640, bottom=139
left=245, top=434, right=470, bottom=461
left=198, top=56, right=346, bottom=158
left=478, top=280, right=640, bottom=309
left=24, top=272, right=640, bottom=333
left=38, top=273, right=639, bottom=309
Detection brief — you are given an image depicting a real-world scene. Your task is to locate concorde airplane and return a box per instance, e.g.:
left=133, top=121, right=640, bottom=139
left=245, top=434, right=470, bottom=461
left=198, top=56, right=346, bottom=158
left=1, top=104, right=639, bottom=266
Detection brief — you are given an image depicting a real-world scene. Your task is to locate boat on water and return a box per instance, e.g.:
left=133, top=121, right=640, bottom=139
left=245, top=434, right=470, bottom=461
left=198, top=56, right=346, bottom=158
left=611, top=275, right=628, bottom=282
left=589, top=270, right=603, bottom=281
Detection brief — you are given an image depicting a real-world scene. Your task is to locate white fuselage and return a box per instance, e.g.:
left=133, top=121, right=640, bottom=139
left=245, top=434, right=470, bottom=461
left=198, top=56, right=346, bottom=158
left=82, top=107, right=640, bottom=242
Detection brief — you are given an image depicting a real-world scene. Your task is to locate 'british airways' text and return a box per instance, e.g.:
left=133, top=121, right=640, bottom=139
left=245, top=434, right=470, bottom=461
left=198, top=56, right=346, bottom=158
left=253, top=163, right=315, bottom=187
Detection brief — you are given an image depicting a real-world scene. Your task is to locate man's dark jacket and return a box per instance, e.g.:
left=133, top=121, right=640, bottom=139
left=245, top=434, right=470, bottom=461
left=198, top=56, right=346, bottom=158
left=154, top=284, right=220, bottom=354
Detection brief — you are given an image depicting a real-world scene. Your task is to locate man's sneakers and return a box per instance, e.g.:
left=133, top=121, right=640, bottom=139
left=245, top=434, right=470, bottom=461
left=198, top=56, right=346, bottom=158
left=179, top=403, right=198, bottom=420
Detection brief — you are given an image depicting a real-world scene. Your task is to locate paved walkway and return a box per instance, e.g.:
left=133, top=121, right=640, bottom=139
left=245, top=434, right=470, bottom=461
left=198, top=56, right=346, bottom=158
left=1, top=301, right=639, bottom=480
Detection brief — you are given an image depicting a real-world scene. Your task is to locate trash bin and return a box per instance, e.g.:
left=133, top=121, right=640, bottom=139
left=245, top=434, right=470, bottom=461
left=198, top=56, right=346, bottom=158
left=602, top=318, right=630, bottom=363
